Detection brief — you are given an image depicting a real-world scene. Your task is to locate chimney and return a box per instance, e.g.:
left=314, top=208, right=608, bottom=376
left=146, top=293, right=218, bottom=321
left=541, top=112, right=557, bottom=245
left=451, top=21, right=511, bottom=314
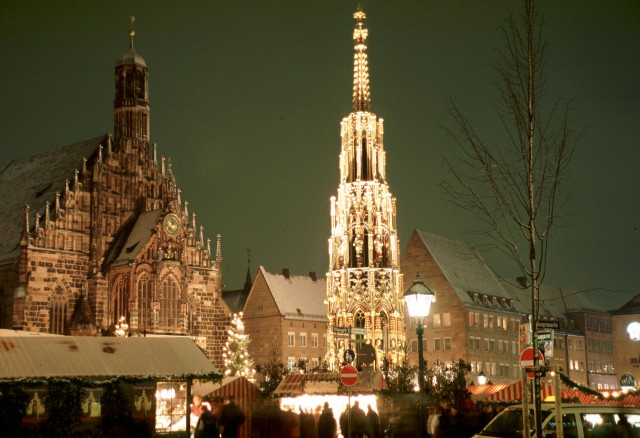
left=309, top=271, right=317, bottom=281
left=282, top=268, right=290, bottom=279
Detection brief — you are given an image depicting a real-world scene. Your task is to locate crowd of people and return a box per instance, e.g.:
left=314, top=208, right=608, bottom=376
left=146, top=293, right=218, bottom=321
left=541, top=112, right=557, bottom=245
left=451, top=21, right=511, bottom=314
left=190, top=395, right=246, bottom=438
left=250, top=400, right=382, bottom=438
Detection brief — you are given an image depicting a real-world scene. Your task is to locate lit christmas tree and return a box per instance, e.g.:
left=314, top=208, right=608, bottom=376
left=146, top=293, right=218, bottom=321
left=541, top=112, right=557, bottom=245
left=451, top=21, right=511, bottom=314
left=222, top=312, right=256, bottom=382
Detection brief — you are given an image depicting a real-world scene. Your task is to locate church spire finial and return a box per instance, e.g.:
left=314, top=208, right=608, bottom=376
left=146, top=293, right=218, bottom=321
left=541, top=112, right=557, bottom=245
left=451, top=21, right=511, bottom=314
left=128, top=16, right=136, bottom=49
left=352, top=5, right=371, bottom=112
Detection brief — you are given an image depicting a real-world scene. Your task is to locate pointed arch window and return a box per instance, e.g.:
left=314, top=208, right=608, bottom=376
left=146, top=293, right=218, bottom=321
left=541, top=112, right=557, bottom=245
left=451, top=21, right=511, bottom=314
left=159, top=277, right=181, bottom=330
left=50, top=286, right=67, bottom=335
left=137, top=275, right=152, bottom=331
left=112, top=278, right=129, bottom=324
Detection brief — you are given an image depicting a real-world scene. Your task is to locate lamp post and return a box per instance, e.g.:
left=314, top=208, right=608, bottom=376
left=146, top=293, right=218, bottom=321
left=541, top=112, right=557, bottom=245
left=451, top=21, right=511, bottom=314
left=477, top=371, right=487, bottom=386
left=404, top=273, right=436, bottom=438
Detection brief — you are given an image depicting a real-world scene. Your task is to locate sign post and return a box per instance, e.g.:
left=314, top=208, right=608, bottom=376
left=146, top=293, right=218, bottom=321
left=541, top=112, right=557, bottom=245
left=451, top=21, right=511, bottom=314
left=341, top=365, right=358, bottom=438
left=520, top=346, right=545, bottom=379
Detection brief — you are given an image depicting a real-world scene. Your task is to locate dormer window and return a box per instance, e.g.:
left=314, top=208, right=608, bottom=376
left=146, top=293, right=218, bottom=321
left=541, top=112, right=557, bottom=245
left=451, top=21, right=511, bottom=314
left=473, top=293, right=479, bottom=303
left=492, top=297, right=498, bottom=306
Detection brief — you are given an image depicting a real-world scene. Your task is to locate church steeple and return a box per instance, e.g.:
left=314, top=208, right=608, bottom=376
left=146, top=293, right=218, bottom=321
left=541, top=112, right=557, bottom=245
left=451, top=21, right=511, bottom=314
left=326, top=6, right=405, bottom=371
left=352, top=6, right=371, bottom=112
left=114, top=16, right=150, bottom=142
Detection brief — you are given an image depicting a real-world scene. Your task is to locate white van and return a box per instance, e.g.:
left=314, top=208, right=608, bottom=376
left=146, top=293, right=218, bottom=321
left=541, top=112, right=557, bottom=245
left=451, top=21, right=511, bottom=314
left=473, top=403, right=640, bottom=438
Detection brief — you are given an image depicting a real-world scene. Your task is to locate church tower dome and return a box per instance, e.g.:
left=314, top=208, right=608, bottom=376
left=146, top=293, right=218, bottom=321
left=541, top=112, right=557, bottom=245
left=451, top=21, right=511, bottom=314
left=326, top=6, right=406, bottom=371
left=114, top=17, right=150, bottom=142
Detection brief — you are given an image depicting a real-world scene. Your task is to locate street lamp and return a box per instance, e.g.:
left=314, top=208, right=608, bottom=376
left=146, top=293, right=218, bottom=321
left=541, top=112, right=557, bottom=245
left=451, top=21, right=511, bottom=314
left=404, top=273, right=436, bottom=438
left=477, top=371, right=487, bottom=385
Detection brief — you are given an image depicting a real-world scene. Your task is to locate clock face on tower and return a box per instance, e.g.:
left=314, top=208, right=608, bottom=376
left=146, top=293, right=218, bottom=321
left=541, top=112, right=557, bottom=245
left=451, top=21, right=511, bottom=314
left=162, top=213, right=181, bottom=237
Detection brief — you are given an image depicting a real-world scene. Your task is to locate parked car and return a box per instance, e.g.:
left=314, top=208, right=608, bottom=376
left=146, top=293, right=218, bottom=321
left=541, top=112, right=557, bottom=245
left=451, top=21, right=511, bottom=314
left=473, top=403, right=640, bottom=438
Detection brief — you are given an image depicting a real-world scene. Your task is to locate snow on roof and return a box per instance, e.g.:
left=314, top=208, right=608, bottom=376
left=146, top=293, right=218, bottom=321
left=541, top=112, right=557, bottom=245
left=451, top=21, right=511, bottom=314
left=259, top=266, right=327, bottom=320
left=416, top=230, right=511, bottom=306
left=0, top=336, right=218, bottom=380
left=0, top=135, right=107, bottom=261
left=111, top=209, right=163, bottom=266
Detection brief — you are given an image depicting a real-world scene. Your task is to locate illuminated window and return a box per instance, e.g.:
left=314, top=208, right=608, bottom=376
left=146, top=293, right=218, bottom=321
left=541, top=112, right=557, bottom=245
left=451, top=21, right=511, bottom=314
left=288, top=357, right=296, bottom=371
left=433, top=314, right=441, bottom=328
left=443, top=313, right=451, bottom=327
left=112, top=278, right=129, bottom=324
left=159, top=277, right=181, bottom=329
left=137, top=275, right=152, bottom=330
left=155, top=381, right=187, bottom=433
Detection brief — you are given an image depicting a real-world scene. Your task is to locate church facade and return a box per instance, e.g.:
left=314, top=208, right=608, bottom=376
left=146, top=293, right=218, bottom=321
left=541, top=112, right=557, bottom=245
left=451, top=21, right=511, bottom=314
left=0, top=26, right=230, bottom=368
left=325, top=7, right=406, bottom=371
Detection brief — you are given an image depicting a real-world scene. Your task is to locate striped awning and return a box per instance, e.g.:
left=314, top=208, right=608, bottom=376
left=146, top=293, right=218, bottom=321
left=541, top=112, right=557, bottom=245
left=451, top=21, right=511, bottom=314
left=469, top=380, right=555, bottom=402
left=273, top=371, right=386, bottom=397
left=561, top=389, right=640, bottom=406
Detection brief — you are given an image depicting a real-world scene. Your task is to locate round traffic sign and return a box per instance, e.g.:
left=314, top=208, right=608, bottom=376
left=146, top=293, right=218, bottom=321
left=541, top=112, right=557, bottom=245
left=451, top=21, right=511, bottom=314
left=340, top=365, right=358, bottom=386
left=343, top=349, right=356, bottom=364
left=519, top=346, right=544, bottom=378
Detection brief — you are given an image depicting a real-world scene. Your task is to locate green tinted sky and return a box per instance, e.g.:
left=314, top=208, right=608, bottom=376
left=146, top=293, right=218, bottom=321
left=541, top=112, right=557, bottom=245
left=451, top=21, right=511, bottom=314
left=1, top=0, right=638, bottom=308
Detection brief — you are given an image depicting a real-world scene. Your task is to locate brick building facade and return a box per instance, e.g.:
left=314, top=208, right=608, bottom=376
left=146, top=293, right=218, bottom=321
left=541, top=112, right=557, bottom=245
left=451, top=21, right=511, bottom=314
left=0, top=27, right=230, bottom=368
left=243, top=267, right=327, bottom=370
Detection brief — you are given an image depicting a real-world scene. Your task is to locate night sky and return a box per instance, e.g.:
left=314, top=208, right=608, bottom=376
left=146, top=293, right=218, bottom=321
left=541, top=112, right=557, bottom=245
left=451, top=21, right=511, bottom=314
left=1, top=1, right=638, bottom=309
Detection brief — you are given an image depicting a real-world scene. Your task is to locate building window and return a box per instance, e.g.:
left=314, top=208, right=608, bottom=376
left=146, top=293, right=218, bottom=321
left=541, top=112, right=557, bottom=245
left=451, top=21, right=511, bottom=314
left=490, top=339, right=495, bottom=352
left=512, top=341, right=517, bottom=355
left=300, top=333, right=307, bottom=347
left=50, top=286, right=67, bottom=335
left=433, top=314, right=441, bottom=328
left=444, top=337, right=452, bottom=351
left=443, top=313, right=451, bottom=327
left=469, top=337, right=475, bottom=351
left=311, top=333, right=319, bottom=348
left=159, top=277, right=181, bottom=329
left=288, top=332, right=295, bottom=347
left=323, top=334, right=327, bottom=348
left=483, top=314, right=488, bottom=328
left=311, top=358, right=320, bottom=369
left=468, top=312, right=474, bottom=326
left=475, top=337, right=481, bottom=351
left=434, top=338, right=442, bottom=351
left=288, top=357, right=296, bottom=371
left=474, top=313, right=480, bottom=326
left=137, top=275, right=152, bottom=330
left=112, top=278, right=129, bottom=324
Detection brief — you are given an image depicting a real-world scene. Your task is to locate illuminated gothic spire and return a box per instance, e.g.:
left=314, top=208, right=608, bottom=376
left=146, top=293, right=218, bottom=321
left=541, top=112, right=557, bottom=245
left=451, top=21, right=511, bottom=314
left=352, top=5, right=371, bottom=112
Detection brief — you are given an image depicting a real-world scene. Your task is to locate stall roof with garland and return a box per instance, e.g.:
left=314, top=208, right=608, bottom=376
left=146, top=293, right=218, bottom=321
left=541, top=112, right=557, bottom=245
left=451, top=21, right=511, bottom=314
left=0, top=335, right=219, bottom=380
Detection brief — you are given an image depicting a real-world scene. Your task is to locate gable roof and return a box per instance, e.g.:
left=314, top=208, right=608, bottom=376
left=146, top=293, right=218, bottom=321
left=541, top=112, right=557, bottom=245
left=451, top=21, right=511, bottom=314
left=611, top=293, right=640, bottom=315
left=259, top=266, right=327, bottom=320
left=0, top=135, right=107, bottom=261
left=110, top=209, right=163, bottom=266
left=415, top=230, right=511, bottom=307
left=222, top=289, right=251, bottom=314
left=0, top=335, right=218, bottom=380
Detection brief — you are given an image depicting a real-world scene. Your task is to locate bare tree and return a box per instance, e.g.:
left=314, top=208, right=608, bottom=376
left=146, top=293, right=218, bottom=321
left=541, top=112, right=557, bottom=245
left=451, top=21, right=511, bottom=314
left=442, top=0, right=577, bottom=433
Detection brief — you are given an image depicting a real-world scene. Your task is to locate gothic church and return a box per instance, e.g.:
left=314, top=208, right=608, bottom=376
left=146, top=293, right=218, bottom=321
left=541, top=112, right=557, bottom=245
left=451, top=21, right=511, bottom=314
left=0, top=25, right=230, bottom=368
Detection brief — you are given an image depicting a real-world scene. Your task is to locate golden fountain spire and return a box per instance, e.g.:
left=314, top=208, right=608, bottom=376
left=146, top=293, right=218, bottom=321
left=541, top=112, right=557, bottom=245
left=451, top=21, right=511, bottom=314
left=352, top=5, right=371, bottom=112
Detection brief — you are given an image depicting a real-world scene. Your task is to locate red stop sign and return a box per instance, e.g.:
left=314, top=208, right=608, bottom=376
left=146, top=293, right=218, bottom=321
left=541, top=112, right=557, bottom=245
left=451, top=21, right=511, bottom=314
left=340, top=365, right=358, bottom=386
left=520, top=347, right=545, bottom=378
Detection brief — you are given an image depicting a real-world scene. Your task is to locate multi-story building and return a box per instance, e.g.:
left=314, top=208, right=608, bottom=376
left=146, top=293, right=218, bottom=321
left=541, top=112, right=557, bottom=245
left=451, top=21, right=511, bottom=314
left=612, top=294, right=640, bottom=388
left=0, top=24, right=231, bottom=367
left=325, top=6, right=405, bottom=371
left=402, top=230, right=523, bottom=384
left=243, top=267, right=327, bottom=370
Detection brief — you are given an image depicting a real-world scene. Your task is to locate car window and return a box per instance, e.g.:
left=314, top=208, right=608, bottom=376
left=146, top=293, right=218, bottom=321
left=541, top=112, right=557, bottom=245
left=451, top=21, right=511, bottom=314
left=543, top=413, right=578, bottom=438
